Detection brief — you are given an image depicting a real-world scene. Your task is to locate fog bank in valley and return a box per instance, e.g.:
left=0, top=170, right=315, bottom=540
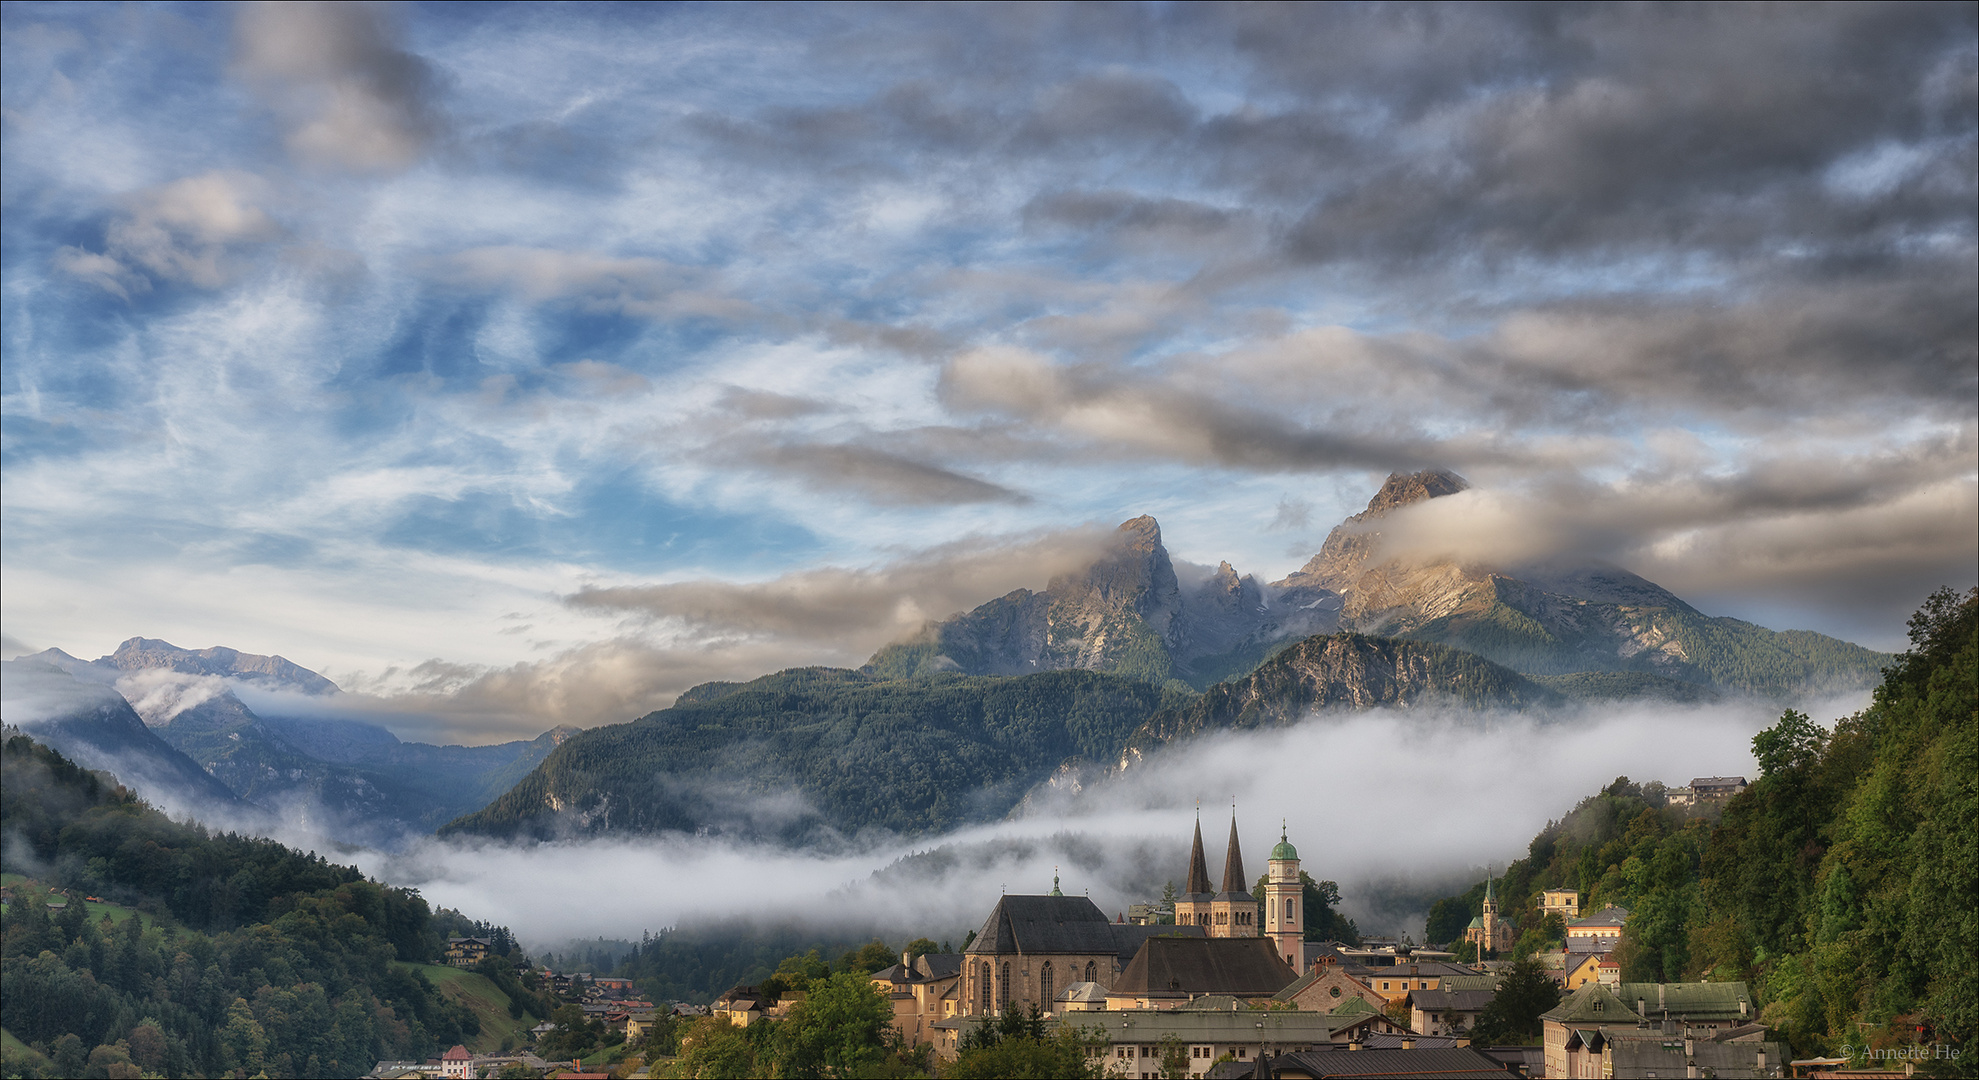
left=355, top=692, right=1863, bottom=950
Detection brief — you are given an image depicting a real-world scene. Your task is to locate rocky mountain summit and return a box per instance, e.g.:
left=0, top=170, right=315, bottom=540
left=96, top=636, right=340, bottom=695
left=867, top=515, right=1338, bottom=688
left=870, top=470, right=1889, bottom=698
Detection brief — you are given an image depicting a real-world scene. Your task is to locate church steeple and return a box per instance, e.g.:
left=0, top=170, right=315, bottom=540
left=1220, top=813, right=1248, bottom=897
left=1185, top=812, right=1214, bottom=897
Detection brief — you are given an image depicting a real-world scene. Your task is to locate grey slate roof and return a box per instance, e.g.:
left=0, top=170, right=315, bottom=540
left=1186, top=817, right=1216, bottom=900
left=964, top=895, right=1203, bottom=960
left=1541, top=982, right=1646, bottom=1026
left=1407, top=986, right=1497, bottom=1013
left=1217, top=815, right=1252, bottom=901
left=1113, top=937, right=1298, bottom=998
left=1569, top=905, right=1630, bottom=928
left=1209, top=1047, right=1513, bottom=1078
left=1608, top=1037, right=1785, bottom=1078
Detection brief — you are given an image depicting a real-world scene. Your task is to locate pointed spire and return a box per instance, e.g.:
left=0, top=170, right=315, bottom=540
left=1186, top=810, right=1214, bottom=896
left=1051, top=868, right=1063, bottom=897
left=1221, top=811, right=1248, bottom=896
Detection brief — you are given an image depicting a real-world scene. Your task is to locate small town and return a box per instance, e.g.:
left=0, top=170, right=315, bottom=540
left=348, top=776, right=1882, bottom=1080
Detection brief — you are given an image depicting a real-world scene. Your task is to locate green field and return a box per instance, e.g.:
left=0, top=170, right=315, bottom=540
left=2, top=1027, right=53, bottom=1074
left=393, top=962, right=535, bottom=1054
left=1, top=872, right=161, bottom=932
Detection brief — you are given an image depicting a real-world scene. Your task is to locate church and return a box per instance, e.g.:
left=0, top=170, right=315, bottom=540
left=1174, top=811, right=1307, bottom=972
left=1463, top=872, right=1519, bottom=956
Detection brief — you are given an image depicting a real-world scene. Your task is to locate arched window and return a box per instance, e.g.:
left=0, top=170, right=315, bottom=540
left=1000, top=962, right=1012, bottom=1010
left=979, top=963, right=992, bottom=1014
left=1040, top=962, right=1054, bottom=1010
left=1287, top=898, right=1297, bottom=921
left=1085, top=960, right=1096, bottom=983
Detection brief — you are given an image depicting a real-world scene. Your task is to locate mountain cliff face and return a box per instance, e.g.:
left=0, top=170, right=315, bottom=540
left=1291, top=471, right=1891, bottom=695
left=874, top=471, right=1889, bottom=698
left=866, top=516, right=1338, bottom=688
left=1125, top=633, right=1561, bottom=753
left=97, top=636, right=339, bottom=695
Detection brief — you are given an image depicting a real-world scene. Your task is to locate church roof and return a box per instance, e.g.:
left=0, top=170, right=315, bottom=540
left=1185, top=817, right=1215, bottom=899
left=965, top=896, right=1204, bottom=959
left=1112, top=936, right=1297, bottom=999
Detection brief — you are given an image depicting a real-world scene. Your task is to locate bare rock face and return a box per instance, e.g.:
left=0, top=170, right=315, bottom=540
left=100, top=637, right=340, bottom=695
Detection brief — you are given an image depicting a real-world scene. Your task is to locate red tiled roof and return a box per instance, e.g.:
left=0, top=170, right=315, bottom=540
left=442, top=1044, right=472, bottom=1060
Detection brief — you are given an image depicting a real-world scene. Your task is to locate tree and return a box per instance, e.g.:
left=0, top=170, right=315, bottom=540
left=904, top=938, right=940, bottom=959
left=769, top=971, right=893, bottom=1078
left=947, top=1024, right=1104, bottom=1079
left=667, top=1016, right=759, bottom=1079
left=1469, top=955, right=1559, bottom=1045
left=1752, top=710, right=1824, bottom=778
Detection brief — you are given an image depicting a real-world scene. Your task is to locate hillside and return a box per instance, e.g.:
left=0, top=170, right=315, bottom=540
left=1419, top=587, right=1977, bottom=1058
left=442, top=667, right=1185, bottom=842
left=0, top=731, right=511, bottom=1078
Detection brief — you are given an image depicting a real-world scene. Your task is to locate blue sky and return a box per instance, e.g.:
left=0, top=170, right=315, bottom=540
left=3, top=2, right=1974, bottom=742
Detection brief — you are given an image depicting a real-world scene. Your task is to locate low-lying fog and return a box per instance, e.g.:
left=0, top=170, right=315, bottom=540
left=344, top=691, right=1865, bottom=950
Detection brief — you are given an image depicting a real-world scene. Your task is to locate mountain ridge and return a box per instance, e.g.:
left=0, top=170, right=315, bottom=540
left=866, top=471, right=1891, bottom=698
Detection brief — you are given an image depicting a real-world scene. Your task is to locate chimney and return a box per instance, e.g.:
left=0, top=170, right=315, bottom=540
left=1756, top=1048, right=1766, bottom=1071
left=1401, top=1037, right=1415, bottom=1050
left=1348, top=1039, right=1363, bottom=1051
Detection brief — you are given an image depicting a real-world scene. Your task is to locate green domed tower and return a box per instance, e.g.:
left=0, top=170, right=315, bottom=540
left=1265, top=820, right=1303, bottom=970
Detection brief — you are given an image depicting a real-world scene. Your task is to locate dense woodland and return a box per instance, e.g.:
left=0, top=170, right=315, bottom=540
left=1423, top=587, right=1977, bottom=1059
left=0, top=734, right=522, bottom=1079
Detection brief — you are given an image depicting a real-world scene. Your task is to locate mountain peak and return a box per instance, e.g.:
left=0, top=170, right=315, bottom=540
left=102, top=638, right=339, bottom=695
left=1359, top=469, right=1469, bottom=520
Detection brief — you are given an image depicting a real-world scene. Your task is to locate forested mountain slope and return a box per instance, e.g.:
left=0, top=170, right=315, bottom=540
left=441, top=667, right=1186, bottom=842
left=0, top=732, right=517, bottom=1078
left=1418, top=587, right=1976, bottom=1059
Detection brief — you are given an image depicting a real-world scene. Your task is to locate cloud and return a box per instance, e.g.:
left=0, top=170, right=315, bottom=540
left=233, top=0, right=446, bottom=171
left=743, top=442, right=1027, bottom=506
left=55, top=171, right=282, bottom=296
left=437, top=246, right=752, bottom=321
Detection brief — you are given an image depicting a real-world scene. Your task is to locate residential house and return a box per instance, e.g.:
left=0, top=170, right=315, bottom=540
left=711, top=985, right=765, bottom=1027
left=1541, top=888, right=1581, bottom=919
left=445, top=937, right=492, bottom=968
left=1562, top=952, right=1603, bottom=989
left=868, top=951, right=964, bottom=1046
left=1269, top=964, right=1384, bottom=1014
left=1668, top=776, right=1749, bottom=806
left=1408, top=974, right=1499, bottom=1036
left=438, top=1045, right=473, bottom=1079
left=1541, top=981, right=1766, bottom=1078
left=1105, top=937, right=1298, bottom=1010
left=1360, top=962, right=1481, bottom=1003
left=1565, top=906, right=1628, bottom=952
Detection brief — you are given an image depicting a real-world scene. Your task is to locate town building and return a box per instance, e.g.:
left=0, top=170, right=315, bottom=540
left=1541, top=981, right=1767, bottom=1078
left=1407, top=973, right=1498, bottom=1036
left=1263, top=824, right=1302, bottom=969
left=438, top=1045, right=472, bottom=1079
left=1270, top=964, right=1385, bottom=1014
left=1202, top=1046, right=1517, bottom=1079
left=444, top=937, right=492, bottom=968
left=1668, top=776, right=1750, bottom=807
left=1105, top=937, right=1297, bottom=1009
left=1360, top=962, right=1481, bottom=1004
left=711, top=985, right=765, bottom=1026
left=1541, top=888, right=1581, bottom=919
left=1564, top=906, right=1628, bottom=952
left=962, top=892, right=1199, bottom=1017
left=868, top=950, right=964, bottom=1046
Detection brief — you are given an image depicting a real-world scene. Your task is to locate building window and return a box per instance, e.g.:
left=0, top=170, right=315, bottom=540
left=1286, top=898, right=1296, bottom=920
left=1000, top=963, right=1012, bottom=1010
left=979, top=963, right=991, bottom=1014
left=1040, top=962, right=1053, bottom=1009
